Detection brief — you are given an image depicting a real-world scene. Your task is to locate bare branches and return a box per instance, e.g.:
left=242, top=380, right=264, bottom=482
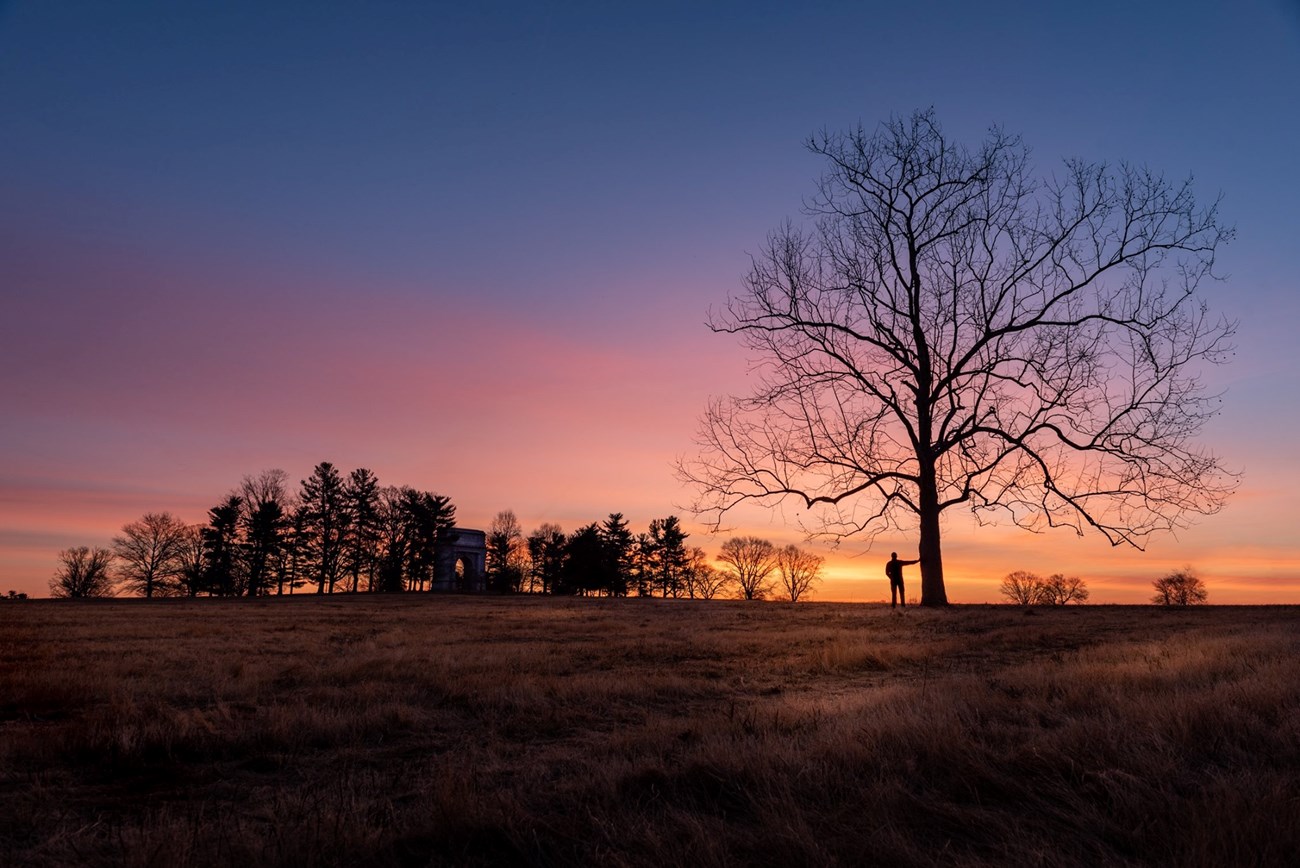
left=682, top=110, right=1236, bottom=600
left=717, top=536, right=779, bottom=600
left=774, top=544, right=824, bottom=602
left=50, top=546, right=116, bottom=598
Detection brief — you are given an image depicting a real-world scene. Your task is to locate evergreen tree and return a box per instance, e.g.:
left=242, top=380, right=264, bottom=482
left=647, top=516, right=688, bottom=598
left=342, top=467, right=381, bottom=592
left=203, top=495, right=243, bottom=596
left=397, top=487, right=455, bottom=591
left=598, top=513, right=634, bottom=596
left=559, top=523, right=608, bottom=596
left=526, top=523, right=566, bottom=594
left=299, top=462, right=349, bottom=594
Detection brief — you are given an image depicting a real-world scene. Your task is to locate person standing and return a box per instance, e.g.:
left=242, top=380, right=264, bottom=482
left=885, top=552, right=919, bottom=607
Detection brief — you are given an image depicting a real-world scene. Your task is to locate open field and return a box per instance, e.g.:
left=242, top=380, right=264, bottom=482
left=2, top=597, right=1298, bottom=867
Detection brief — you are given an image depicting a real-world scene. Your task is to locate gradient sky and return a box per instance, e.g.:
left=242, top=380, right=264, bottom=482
left=3, top=0, right=1299, bottom=602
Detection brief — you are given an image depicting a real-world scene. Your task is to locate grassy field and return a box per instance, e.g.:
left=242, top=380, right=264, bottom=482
left=2, top=596, right=1297, bottom=867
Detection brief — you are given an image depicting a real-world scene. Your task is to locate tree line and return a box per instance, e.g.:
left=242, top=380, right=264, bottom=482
left=483, top=513, right=822, bottom=602
left=50, top=464, right=454, bottom=599
left=46, top=463, right=827, bottom=602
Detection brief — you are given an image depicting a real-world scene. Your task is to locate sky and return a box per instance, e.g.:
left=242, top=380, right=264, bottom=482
left=2, top=0, right=1299, bottom=603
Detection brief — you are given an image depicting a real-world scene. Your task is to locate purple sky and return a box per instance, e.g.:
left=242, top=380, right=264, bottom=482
left=3, top=0, right=1299, bottom=601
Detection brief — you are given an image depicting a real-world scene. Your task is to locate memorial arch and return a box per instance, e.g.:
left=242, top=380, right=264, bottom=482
left=433, top=528, right=487, bottom=591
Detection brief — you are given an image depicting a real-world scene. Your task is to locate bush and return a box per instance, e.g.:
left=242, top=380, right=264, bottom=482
left=1152, top=568, right=1208, bottom=605
left=1000, top=571, right=1089, bottom=605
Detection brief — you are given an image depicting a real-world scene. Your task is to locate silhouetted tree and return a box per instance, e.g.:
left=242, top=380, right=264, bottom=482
left=645, top=516, right=688, bottom=597
left=280, top=504, right=310, bottom=594
left=374, top=487, right=410, bottom=593
left=526, top=523, right=565, bottom=594
left=775, top=544, right=824, bottom=602
left=486, top=510, right=526, bottom=593
left=342, top=468, right=381, bottom=592
left=598, top=513, right=634, bottom=596
left=401, top=488, right=455, bottom=591
left=175, top=524, right=207, bottom=597
left=112, top=511, right=189, bottom=598
left=1039, top=573, right=1089, bottom=605
left=718, top=536, right=778, bottom=600
left=50, top=546, right=116, bottom=598
left=558, top=523, right=615, bottom=596
left=682, top=108, right=1237, bottom=606
left=299, top=462, right=349, bottom=594
left=239, top=469, right=291, bottom=597
left=999, top=570, right=1044, bottom=605
left=683, top=546, right=730, bottom=600
left=202, top=495, right=243, bottom=596
left=1152, top=568, right=1208, bottom=605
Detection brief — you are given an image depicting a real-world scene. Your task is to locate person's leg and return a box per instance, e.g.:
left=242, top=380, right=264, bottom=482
left=890, top=578, right=899, bottom=607
left=899, top=579, right=906, bottom=607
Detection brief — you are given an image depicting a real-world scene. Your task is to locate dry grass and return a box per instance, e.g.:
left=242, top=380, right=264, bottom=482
left=2, top=597, right=1297, bottom=867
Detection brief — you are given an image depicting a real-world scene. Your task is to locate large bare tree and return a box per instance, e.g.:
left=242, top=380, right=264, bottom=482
left=683, top=109, right=1236, bottom=605
left=113, top=511, right=190, bottom=598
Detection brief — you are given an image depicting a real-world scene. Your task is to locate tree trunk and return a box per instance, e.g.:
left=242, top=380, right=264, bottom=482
left=917, top=462, right=948, bottom=606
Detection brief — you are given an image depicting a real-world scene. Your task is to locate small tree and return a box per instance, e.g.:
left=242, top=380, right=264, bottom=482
left=341, top=468, right=380, bottom=593
left=999, top=570, right=1043, bottom=605
left=50, top=546, right=116, bottom=598
left=1152, top=568, right=1208, bottom=605
left=557, top=524, right=608, bottom=596
left=1039, top=573, right=1090, bottom=605
left=646, top=516, right=689, bottom=598
left=775, top=544, right=824, bottom=602
left=598, top=513, right=635, bottom=596
left=112, top=511, right=190, bottom=598
left=718, top=536, right=778, bottom=600
left=239, top=469, right=292, bottom=596
left=486, top=509, right=527, bottom=593
left=299, top=462, right=349, bottom=594
left=526, top=523, right=566, bottom=594
left=202, top=495, right=244, bottom=596
left=683, top=546, right=730, bottom=600
left=174, top=524, right=207, bottom=597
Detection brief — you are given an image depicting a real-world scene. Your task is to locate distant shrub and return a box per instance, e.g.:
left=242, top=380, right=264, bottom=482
left=1000, top=571, right=1089, bottom=605
left=1000, top=571, right=1042, bottom=605
left=1152, top=568, right=1208, bottom=605
left=1038, top=573, right=1089, bottom=605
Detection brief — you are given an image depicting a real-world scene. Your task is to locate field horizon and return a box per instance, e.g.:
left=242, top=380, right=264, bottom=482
left=3, top=595, right=1297, bottom=866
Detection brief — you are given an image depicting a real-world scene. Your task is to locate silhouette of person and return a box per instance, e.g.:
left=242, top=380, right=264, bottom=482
left=885, top=552, right=919, bottom=607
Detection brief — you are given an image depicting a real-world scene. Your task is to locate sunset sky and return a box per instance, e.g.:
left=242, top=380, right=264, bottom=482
left=3, top=0, right=1299, bottom=602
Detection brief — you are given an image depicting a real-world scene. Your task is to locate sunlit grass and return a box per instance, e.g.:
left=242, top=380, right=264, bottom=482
left=2, top=597, right=1296, bottom=866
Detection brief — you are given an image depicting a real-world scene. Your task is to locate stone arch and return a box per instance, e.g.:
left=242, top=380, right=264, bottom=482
left=433, top=528, right=487, bottom=591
